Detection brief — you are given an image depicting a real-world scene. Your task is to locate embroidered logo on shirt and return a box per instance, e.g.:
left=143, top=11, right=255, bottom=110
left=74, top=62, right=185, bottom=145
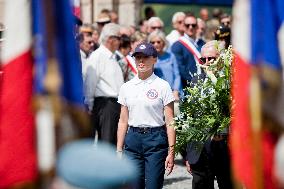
left=139, top=44, right=146, bottom=49
left=146, top=89, right=158, bottom=99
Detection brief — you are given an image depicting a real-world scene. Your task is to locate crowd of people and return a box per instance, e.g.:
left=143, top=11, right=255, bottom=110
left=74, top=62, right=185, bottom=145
left=70, top=6, right=232, bottom=189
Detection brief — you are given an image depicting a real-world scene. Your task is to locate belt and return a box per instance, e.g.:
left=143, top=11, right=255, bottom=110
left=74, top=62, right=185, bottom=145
left=129, top=126, right=165, bottom=134
left=94, top=97, right=117, bottom=102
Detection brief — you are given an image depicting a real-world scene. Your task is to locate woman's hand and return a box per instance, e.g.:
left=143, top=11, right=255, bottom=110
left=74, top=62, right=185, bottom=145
left=165, top=148, right=175, bottom=176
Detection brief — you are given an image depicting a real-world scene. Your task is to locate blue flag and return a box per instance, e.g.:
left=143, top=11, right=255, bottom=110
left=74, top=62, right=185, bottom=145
left=32, top=0, right=84, bottom=106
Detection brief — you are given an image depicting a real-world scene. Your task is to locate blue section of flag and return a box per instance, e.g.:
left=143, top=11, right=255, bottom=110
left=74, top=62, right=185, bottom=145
left=251, top=0, right=283, bottom=69
left=52, top=0, right=83, bottom=106
left=32, top=0, right=84, bottom=106
left=32, top=0, right=47, bottom=94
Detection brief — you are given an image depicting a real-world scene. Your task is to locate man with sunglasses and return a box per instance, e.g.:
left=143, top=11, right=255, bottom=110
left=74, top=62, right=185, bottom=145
left=171, top=14, right=203, bottom=88
left=84, top=23, right=123, bottom=145
left=185, top=41, right=232, bottom=189
left=220, top=13, right=232, bottom=28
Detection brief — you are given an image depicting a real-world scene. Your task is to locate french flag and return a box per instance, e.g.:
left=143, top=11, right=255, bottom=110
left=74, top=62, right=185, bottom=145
left=72, top=0, right=81, bottom=18
left=231, top=0, right=284, bottom=188
left=0, top=0, right=37, bottom=187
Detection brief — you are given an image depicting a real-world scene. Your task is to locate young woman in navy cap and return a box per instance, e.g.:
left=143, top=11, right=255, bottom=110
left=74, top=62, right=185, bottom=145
left=117, top=42, right=176, bottom=189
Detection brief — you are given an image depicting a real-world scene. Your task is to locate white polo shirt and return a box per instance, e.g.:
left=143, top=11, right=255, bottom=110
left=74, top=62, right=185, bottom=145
left=118, top=73, right=175, bottom=127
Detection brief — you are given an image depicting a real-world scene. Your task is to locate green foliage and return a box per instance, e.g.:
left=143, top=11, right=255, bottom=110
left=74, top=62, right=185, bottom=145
left=174, top=46, right=233, bottom=152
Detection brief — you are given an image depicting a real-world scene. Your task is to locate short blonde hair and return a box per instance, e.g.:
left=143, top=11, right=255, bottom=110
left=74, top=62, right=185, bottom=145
left=147, top=30, right=169, bottom=51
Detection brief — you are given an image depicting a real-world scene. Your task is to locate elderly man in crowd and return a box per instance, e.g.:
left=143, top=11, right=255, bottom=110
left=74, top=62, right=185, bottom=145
left=147, top=16, right=164, bottom=34
left=77, top=29, right=95, bottom=80
left=84, top=23, right=123, bottom=145
left=185, top=41, right=232, bottom=189
left=166, top=12, right=186, bottom=46
left=171, top=14, right=204, bottom=88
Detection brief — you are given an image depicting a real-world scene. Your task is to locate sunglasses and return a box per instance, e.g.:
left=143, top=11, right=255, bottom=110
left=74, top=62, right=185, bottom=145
left=200, top=57, right=216, bottom=64
left=110, top=35, right=121, bottom=40
left=184, top=23, right=197, bottom=28
left=221, top=21, right=231, bottom=26
left=151, top=26, right=162, bottom=30
left=150, top=41, right=162, bottom=45
left=97, top=21, right=110, bottom=26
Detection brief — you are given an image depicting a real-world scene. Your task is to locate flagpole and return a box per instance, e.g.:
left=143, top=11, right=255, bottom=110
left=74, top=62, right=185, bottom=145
left=35, top=0, right=62, bottom=187
left=250, top=68, right=264, bottom=189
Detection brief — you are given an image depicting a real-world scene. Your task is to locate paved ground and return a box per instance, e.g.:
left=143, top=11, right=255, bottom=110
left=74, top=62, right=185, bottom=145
left=163, top=154, right=219, bottom=189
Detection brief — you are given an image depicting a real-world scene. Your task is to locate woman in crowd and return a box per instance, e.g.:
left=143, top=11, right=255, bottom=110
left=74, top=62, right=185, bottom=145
left=117, top=42, right=176, bottom=189
left=148, top=30, right=182, bottom=114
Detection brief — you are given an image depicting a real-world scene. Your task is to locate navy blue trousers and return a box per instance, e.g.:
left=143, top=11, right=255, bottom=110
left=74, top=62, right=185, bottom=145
left=124, top=127, right=168, bottom=189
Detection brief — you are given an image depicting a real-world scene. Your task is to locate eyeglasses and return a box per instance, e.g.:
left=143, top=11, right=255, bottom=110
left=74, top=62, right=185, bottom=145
left=184, top=23, right=197, bottom=29
left=151, top=26, right=162, bottom=30
left=200, top=57, right=216, bottom=64
left=150, top=41, right=162, bottom=45
left=177, top=20, right=183, bottom=24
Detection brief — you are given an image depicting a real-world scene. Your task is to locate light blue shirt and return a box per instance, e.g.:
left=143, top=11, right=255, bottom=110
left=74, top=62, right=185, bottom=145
left=154, top=52, right=182, bottom=93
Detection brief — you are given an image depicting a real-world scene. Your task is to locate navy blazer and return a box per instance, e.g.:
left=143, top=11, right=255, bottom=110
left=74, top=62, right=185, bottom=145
left=171, top=38, right=203, bottom=87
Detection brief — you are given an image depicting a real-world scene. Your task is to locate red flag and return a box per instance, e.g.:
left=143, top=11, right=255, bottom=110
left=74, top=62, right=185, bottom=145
left=0, top=0, right=37, bottom=187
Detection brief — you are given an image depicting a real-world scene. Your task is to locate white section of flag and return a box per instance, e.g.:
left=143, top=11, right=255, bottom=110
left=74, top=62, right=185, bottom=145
left=232, top=0, right=251, bottom=61
left=72, top=0, right=80, bottom=7
left=1, top=0, right=32, bottom=65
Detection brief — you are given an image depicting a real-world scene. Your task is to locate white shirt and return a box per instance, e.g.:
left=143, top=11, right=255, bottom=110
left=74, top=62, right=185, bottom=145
left=80, top=49, right=89, bottom=81
left=166, top=30, right=182, bottom=46
left=118, top=73, right=175, bottom=127
left=84, top=45, right=124, bottom=110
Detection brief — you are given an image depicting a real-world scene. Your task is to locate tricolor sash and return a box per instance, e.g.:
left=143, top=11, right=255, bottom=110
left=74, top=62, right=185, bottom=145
left=179, top=36, right=202, bottom=74
left=125, top=55, right=137, bottom=74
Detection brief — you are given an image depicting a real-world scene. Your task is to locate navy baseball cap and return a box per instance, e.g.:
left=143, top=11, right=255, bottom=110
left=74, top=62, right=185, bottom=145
left=132, top=42, right=158, bottom=57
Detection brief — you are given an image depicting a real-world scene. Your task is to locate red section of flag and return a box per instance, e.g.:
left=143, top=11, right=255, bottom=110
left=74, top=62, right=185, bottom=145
left=73, top=7, right=81, bottom=18
left=231, top=54, right=278, bottom=189
left=0, top=50, right=37, bottom=188
left=262, top=131, right=277, bottom=189
left=230, top=53, right=255, bottom=189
